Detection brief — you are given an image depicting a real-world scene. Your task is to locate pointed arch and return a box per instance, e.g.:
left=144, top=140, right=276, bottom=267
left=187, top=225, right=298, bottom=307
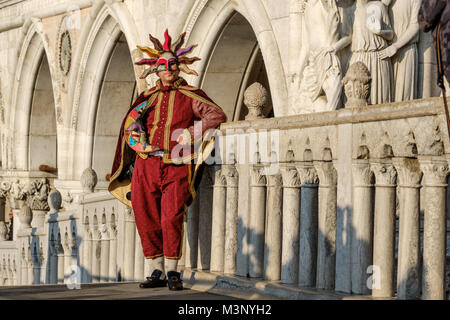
left=183, top=0, right=288, bottom=117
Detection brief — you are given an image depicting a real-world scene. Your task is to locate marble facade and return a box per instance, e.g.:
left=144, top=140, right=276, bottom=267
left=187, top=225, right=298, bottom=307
left=0, top=0, right=449, bottom=299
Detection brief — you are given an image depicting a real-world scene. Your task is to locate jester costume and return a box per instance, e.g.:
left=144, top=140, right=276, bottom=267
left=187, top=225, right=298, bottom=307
left=108, top=30, right=227, bottom=262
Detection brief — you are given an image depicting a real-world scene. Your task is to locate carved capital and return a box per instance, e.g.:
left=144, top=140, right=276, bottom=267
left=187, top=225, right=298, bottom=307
left=222, top=164, right=239, bottom=187
left=297, top=164, right=319, bottom=186
left=392, top=158, right=422, bottom=187
left=280, top=166, right=301, bottom=188
left=250, top=166, right=267, bottom=186
left=213, top=167, right=227, bottom=187
left=371, top=163, right=397, bottom=186
left=352, top=161, right=373, bottom=187
left=314, top=161, right=337, bottom=187
left=419, top=159, right=448, bottom=187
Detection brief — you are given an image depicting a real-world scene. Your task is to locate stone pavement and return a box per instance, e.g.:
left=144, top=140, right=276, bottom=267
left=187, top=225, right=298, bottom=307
left=0, top=282, right=243, bottom=300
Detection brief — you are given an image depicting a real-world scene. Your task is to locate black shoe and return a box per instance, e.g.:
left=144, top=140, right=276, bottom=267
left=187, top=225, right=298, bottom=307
left=139, top=269, right=167, bottom=288
left=167, top=271, right=183, bottom=291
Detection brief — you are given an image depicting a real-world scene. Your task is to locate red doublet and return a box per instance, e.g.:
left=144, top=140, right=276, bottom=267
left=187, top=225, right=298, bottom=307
left=128, top=78, right=226, bottom=259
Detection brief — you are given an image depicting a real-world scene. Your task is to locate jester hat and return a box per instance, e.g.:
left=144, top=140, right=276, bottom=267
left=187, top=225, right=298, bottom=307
left=135, top=29, right=201, bottom=79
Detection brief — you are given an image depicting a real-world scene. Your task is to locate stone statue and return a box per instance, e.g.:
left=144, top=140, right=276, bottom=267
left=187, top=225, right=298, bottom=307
left=296, top=0, right=352, bottom=113
left=349, top=0, right=394, bottom=105
left=379, top=0, right=421, bottom=102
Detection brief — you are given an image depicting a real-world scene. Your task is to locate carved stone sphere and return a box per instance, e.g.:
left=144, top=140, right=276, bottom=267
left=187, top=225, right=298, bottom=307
left=48, top=189, right=62, bottom=213
left=80, top=168, right=98, bottom=193
left=244, top=82, right=268, bottom=120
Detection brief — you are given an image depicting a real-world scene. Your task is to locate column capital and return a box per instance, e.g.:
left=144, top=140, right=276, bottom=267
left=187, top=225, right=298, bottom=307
left=222, top=164, right=239, bottom=187
left=352, top=160, right=373, bottom=187
left=418, top=158, right=448, bottom=187
left=370, top=162, right=397, bottom=187
left=250, top=165, right=267, bottom=187
left=392, top=157, right=422, bottom=188
left=313, top=161, right=337, bottom=187
left=212, top=166, right=227, bottom=188
left=296, top=163, right=319, bottom=186
left=280, top=165, right=301, bottom=188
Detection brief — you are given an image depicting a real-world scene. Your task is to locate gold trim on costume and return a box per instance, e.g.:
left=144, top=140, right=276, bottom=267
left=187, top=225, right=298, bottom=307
left=148, top=92, right=163, bottom=144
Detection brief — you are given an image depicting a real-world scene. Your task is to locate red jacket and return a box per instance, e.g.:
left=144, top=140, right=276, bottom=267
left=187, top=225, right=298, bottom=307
left=108, top=77, right=227, bottom=207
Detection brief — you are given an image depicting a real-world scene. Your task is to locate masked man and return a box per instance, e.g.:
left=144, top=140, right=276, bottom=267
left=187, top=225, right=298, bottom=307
left=108, top=30, right=227, bottom=290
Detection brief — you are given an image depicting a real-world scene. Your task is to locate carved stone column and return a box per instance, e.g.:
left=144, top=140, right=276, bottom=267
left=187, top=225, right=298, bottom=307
left=314, top=161, right=337, bottom=290
left=100, top=224, right=110, bottom=282
left=210, top=166, right=227, bottom=273
left=223, top=163, right=239, bottom=275
left=264, top=173, right=282, bottom=281
left=134, top=225, right=144, bottom=282
left=392, top=157, right=422, bottom=299
left=419, top=157, right=448, bottom=300
left=185, top=194, right=199, bottom=269
left=109, top=225, right=118, bottom=282
left=248, top=165, right=267, bottom=278
left=91, top=229, right=101, bottom=283
left=56, top=239, right=64, bottom=284
left=351, top=160, right=374, bottom=294
left=280, top=165, right=301, bottom=284
left=371, top=162, right=397, bottom=298
left=123, top=207, right=136, bottom=281
left=198, top=166, right=214, bottom=271
left=49, top=235, right=58, bottom=284
left=297, top=163, right=319, bottom=287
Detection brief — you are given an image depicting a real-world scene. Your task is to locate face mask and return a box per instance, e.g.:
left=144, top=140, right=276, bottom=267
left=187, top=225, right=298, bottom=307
left=157, top=53, right=179, bottom=72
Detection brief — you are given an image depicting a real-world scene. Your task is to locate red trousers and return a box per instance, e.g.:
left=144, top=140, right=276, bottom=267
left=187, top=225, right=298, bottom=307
left=130, top=155, right=192, bottom=259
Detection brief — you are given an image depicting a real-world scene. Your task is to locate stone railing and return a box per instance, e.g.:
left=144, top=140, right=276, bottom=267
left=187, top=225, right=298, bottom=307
left=182, top=94, right=450, bottom=300
left=0, top=94, right=449, bottom=299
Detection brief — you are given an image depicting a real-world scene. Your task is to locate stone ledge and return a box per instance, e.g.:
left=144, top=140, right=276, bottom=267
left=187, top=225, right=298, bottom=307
left=181, top=268, right=386, bottom=300
left=219, top=96, right=448, bottom=131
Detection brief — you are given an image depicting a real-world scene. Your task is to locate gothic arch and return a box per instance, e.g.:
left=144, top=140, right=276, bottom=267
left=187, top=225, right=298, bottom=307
left=7, top=19, right=60, bottom=171
left=65, top=3, right=140, bottom=181
left=183, top=0, right=288, bottom=117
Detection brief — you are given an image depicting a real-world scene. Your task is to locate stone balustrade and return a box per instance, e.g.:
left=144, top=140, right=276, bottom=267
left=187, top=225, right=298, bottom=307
left=0, top=97, right=450, bottom=299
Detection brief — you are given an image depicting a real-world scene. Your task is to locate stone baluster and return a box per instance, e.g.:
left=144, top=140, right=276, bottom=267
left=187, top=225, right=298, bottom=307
left=100, top=224, right=110, bottom=282
left=49, top=235, right=58, bottom=284
left=91, top=230, right=101, bottom=283
left=297, top=163, right=319, bottom=287
left=185, top=195, right=199, bottom=269
left=280, top=165, right=301, bottom=284
left=83, top=227, right=93, bottom=283
left=392, top=157, right=422, bottom=299
left=197, top=166, right=214, bottom=270
left=134, top=225, right=144, bottom=281
left=351, top=160, right=374, bottom=294
left=370, top=162, right=397, bottom=298
left=123, top=207, right=136, bottom=281
left=314, top=160, right=337, bottom=290
left=264, top=173, right=283, bottom=281
left=109, top=225, right=118, bottom=282
left=419, top=157, right=448, bottom=300
left=56, top=238, right=64, bottom=284
left=210, top=166, right=227, bottom=273
left=27, top=254, right=33, bottom=285
left=21, top=249, right=28, bottom=285
left=248, top=165, right=267, bottom=278
left=223, top=162, right=239, bottom=275
left=63, top=236, right=71, bottom=284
